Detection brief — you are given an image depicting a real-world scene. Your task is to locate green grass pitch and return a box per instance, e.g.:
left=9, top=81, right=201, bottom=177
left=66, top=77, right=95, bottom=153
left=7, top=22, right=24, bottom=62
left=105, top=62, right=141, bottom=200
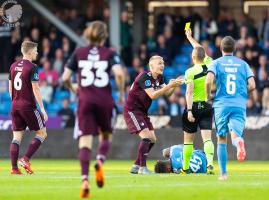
left=0, top=160, right=268, bottom=200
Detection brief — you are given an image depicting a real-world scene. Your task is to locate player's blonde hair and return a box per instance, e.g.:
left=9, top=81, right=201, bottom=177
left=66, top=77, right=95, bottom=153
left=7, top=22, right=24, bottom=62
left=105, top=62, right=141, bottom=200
left=148, top=55, right=164, bottom=69
left=21, top=41, right=38, bottom=55
left=84, top=21, right=108, bottom=46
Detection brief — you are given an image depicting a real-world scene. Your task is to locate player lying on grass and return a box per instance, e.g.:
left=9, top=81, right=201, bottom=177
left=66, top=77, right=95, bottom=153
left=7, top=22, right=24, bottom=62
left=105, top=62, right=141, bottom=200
left=62, top=21, right=125, bottom=197
left=181, top=29, right=214, bottom=174
left=9, top=41, right=48, bottom=175
left=124, top=55, right=184, bottom=174
left=206, top=36, right=256, bottom=180
left=154, top=144, right=207, bottom=173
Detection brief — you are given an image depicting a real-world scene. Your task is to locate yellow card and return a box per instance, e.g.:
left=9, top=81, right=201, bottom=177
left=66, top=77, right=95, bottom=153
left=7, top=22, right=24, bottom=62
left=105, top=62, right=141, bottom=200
left=185, top=22, right=191, bottom=30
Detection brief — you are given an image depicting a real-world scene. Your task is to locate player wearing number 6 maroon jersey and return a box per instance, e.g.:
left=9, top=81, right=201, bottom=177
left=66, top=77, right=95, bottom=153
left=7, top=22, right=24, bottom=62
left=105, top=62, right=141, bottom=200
left=62, top=21, right=125, bottom=198
left=9, top=41, right=48, bottom=175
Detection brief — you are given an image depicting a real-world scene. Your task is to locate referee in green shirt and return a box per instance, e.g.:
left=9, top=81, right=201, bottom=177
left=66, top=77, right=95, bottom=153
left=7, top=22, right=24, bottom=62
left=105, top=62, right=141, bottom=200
left=181, top=29, right=214, bottom=174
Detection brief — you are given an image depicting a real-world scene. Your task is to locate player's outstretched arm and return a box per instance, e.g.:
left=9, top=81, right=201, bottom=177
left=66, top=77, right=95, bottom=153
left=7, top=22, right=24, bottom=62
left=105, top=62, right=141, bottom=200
left=185, top=29, right=202, bottom=48
left=112, top=64, right=125, bottom=103
left=32, top=82, right=48, bottom=121
left=62, top=67, right=77, bottom=94
left=145, top=78, right=184, bottom=99
left=205, top=72, right=215, bottom=101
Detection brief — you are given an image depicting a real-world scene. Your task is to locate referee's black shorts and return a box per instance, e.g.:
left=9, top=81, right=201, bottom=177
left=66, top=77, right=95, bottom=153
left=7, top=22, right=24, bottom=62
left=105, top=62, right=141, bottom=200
left=182, top=101, right=213, bottom=133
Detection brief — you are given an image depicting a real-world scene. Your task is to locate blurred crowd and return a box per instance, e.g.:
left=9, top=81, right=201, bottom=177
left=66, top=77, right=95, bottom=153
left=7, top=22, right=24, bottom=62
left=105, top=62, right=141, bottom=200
left=1, top=4, right=269, bottom=126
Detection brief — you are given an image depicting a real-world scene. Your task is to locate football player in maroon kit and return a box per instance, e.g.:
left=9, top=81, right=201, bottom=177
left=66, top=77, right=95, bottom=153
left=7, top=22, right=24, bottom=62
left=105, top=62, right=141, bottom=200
left=62, top=21, right=125, bottom=198
left=9, top=41, right=48, bottom=175
left=124, top=55, right=184, bottom=174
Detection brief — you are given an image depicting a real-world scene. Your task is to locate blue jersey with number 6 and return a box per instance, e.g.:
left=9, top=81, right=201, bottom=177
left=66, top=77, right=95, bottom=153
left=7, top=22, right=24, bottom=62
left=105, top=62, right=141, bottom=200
left=208, top=55, right=254, bottom=109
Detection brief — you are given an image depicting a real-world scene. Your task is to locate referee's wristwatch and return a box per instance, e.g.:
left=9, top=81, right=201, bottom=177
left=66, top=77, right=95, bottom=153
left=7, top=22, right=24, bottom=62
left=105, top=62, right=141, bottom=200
left=187, top=109, right=192, bottom=112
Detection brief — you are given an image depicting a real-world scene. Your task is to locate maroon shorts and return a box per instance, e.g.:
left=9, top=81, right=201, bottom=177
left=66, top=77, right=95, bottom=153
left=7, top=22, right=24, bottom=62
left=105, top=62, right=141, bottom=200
left=123, top=109, right=153, bottom=134
left=11, top=109, right=45, bottom=131
left=77, top=100, right=116, bottom=137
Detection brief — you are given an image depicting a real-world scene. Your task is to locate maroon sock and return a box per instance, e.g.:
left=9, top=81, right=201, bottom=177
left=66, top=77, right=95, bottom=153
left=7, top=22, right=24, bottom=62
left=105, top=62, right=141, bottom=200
left=134, top=156, right=140, bottom=165
left=138, top=138, right=151, bottom=167
left=24, top=137, right=43, bottom=161
left=10, top=140, right=20, bottom=170
left=97, top=139, right=111, bottom=163
left=79, top=147, right=91, bottom=181
left=148, top=142, right=155, bottom=153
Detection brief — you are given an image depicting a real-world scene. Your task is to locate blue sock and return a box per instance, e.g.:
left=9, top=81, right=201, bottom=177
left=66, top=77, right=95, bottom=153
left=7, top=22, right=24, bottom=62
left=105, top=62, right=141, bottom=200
left=217, top=143, right=227, bottom=175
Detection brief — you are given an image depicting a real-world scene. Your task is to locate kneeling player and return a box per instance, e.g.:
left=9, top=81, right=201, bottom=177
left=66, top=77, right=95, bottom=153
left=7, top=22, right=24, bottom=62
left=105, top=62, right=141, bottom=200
left=124, top=55, right=184, bottom=174
left=154, top=145, right=207, bottom=174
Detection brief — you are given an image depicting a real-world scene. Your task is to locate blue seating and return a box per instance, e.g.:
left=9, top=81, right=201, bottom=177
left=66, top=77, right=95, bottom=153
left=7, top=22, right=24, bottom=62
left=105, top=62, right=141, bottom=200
left=0, top=101, right=11, bottom=115
left=54, top=90, right=70, bottom=102
left=0, top=92, right=11, bottom=102
left=148, top=99, right=158, bottom=114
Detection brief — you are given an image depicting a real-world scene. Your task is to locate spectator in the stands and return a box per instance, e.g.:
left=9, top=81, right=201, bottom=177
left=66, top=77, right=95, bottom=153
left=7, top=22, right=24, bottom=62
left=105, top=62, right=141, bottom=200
left=58, top=98, right=75, bottom=128
left=154, top=34, right=172, bottom=65
left=49, top=28, right=61, bottom=54
left=258, top=9, right=269, bottom=46
left=158, top=97, right=168, bottom=115
left=244, top=36, right=263, bottom=71
left=201, top=40, right=213, bottom=57
left=67, top=9, right=83, bottom=33
left=52, top=48, right=65, bottom=75
left=39, top=79, right=53, bottom=107
left=10, top=28, right=21, bottom=62
left=257, top=55, right=269, bottom=115
left=138, top=42, right=149, bottom=67
left=164, top=26, right=177, bottom=61
left=120, top=10, right=133, bottom=66
left=62, top=36, right=72, bottom=59
left=237, top=25, right=248, bottom=50
left=40, top=37, right=53, bottom=62
left=213, top=36, right=222, bottom=59
left=200, top=11, right=218, bottom=41
left=146, top=29, right=157, bottom=54
left=30, top=27, right=42, bottom=48
left=39, top=59, right=59, bottom=87
left=218, top=9, right=238, bottom=38
left=129, top=57, right=144, bottom=84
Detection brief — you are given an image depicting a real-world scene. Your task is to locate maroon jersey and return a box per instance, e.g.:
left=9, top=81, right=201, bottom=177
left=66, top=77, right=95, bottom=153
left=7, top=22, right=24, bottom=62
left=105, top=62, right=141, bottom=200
left=66, top=45, right=121, bottom=103
left=125, top=71, right=164, bottom=113
left=9, top=59, right=39, bottom=111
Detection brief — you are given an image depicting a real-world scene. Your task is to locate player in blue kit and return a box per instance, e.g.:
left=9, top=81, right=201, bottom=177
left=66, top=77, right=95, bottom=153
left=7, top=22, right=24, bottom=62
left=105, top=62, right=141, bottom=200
left=206, top=36, right=256, bottom=180
left=154, top=145, right=207, bottom=174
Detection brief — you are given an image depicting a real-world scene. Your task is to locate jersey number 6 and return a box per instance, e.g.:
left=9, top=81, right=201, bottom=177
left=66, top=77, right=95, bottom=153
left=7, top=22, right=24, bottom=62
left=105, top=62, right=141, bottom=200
left=226, top=74, right=236, bottom=95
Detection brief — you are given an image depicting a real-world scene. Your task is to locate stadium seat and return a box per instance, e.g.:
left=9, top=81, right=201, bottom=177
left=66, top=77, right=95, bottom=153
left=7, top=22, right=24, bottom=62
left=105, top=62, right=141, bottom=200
left=47, top=102, right=62, bottom=115
left=0, top=91, right=11, bottom=102
left=174, top=54, right=191, bottom=65
left=0, top=101, right=11, bottom=115
left=54, top=90, right=70, bottom=102
left=148, top=99, right=158, bottom=114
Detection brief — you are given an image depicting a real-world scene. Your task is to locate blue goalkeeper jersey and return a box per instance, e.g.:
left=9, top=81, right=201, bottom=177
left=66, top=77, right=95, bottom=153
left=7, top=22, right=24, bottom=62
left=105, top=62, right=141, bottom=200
left=169, top=145, right=207, bottom=173
left=207, top=55, right=254, bottom=109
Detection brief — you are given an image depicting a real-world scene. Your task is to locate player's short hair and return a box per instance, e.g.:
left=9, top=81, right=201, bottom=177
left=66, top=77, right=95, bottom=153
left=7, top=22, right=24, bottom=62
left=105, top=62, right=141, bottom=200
left=148, top=55, right=163, bottom=68
left=192, top=46, right=205, bottom=62
left=154, top=160, right=171, bottom=173
left=221, top=36, right=236, bottom=53
left=84, top=21, right=108, bottom=45
left=21, top=41, right=38, bottom=55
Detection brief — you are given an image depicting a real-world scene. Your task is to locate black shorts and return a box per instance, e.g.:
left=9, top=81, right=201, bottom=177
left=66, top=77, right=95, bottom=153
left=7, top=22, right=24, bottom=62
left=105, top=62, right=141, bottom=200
left=182, top=101, right=213, bottom=133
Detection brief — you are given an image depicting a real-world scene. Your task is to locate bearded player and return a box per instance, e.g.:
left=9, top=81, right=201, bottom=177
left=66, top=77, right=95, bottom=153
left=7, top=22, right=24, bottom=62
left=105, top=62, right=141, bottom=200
left=9, top=41, right=48, bottom=175
left=62, top=21, right=125, bottom=197
left=124, top=55, right=184, bottom=174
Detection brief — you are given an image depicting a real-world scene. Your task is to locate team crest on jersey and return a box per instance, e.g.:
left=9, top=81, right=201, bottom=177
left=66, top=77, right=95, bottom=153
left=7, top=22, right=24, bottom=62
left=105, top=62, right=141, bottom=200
left=145, top=80, right=151, bottom=87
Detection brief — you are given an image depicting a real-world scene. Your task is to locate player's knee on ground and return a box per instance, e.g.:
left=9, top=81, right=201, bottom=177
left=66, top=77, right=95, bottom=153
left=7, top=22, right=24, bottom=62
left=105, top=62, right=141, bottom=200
left=79, top=135, right=93, bottom=149
left=154, top=160, right=171, bottom=173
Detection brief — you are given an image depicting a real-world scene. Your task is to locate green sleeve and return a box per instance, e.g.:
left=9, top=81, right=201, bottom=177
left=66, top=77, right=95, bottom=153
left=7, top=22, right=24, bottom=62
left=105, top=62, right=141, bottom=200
left=203, top=55, right=213, bottom=66
left=184, top=69, right=194, bottom=84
